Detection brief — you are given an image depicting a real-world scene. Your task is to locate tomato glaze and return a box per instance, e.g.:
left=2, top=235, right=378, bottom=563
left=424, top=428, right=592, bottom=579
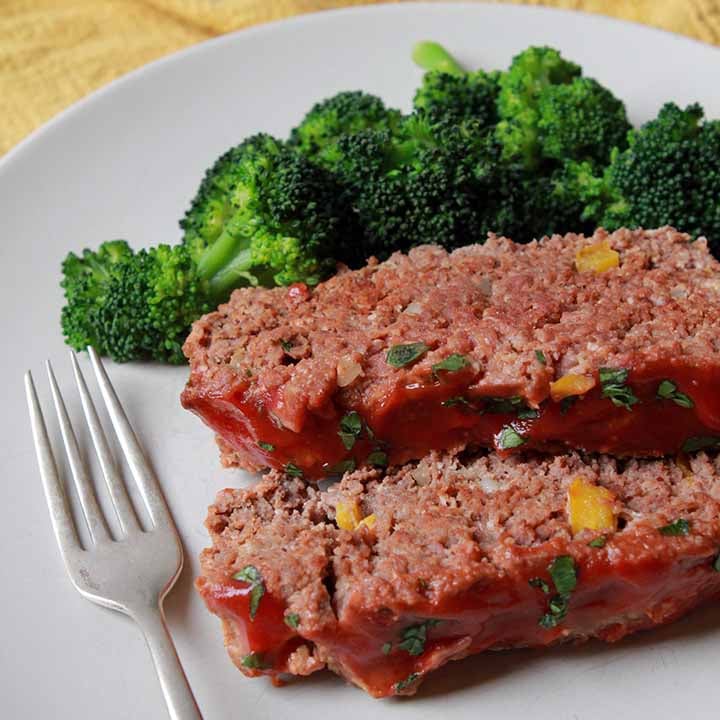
left=184, top=361, right=720, bottom=478
left=198, top=533, right=720, bottom=697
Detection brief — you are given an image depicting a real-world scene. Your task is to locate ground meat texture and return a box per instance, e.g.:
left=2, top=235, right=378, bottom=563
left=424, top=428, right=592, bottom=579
left=182, top=227, right=720, bottom=476
left=196, top=449, right=720, bottom=698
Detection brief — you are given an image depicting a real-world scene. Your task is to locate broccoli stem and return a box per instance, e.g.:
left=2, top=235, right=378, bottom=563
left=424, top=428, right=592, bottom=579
left=412, top=41, right=464, bottom=75
left=197, top=229, right=251, bottom=281
left=206, top=248, right=259, bottom=298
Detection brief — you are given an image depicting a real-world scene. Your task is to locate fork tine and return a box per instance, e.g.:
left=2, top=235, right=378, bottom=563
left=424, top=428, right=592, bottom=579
left=70, top=352, right=140, bottom=536
left=87, top=347, right=173, bottom=529
left=46, top=360, right=110, bottom=544
left=25, top=371, right=81, bottom=558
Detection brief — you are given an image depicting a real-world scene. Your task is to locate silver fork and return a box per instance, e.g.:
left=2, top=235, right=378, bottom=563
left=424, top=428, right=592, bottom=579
left=25, top=347, right=203, bottom=720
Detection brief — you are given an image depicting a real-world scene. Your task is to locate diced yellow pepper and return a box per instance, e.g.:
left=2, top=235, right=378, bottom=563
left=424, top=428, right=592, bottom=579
left=575, top=241, right=620, bottom=273
left=567, top=478, right=617, bottom=534
left=357, top=513, right=376, bottom=529
left=550, top=374, right=596, bottom=402
left=335, top=500, right=363, bottom=531
left=675, top=454, right=693, bottom=478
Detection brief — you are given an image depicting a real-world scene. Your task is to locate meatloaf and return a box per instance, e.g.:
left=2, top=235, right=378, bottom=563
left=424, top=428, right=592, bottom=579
left=196, top=448, right=720, bottom=697
left=182, top=227, right=720, bottom=477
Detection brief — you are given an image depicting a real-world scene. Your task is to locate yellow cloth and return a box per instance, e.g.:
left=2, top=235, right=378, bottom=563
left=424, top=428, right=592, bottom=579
left=1, top=0, right=719, bottom=155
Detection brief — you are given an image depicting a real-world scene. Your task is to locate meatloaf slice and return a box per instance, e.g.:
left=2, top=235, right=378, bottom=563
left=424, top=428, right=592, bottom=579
left=182, top=227, right=720, bottom=477
left=196, top=448, right=720, bottom=698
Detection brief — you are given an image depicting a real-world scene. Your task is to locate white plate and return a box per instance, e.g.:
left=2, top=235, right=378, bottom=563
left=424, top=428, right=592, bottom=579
left=2, top=3, right=720, bottom=718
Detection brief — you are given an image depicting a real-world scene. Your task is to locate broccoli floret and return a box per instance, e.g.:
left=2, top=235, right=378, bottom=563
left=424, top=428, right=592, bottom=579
left=61, top=242, right=210, bottom=364
left=181, top=134, right=357, bottom=297
left=537, top=77, right=631, bottom=166
left=412, top=42, right=499, bottom=127
left=573, top=103, right=720, bottom=253
left=289, top=91, right=402, bottom=169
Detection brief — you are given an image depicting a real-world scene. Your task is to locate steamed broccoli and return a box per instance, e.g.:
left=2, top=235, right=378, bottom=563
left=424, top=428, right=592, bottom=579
left=571, top=102, right=720, bottom=253
left=289, top=91, right=402, bottom=169
left=61, top=242, right=210, bottom=364
left=495, top=46, right=629, bottom=170
left=181, top=134, right=357, bottom=296
left=412, top=42, right=499, bottom=128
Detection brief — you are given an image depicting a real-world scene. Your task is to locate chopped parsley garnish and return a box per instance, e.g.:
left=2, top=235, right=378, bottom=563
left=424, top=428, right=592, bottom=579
left=538, top=556, right=577, bottom=629
left=257, top=441, right=275, bottom=452
left=327, top=458, right=356, bottom=475
left=483, top=396, right=524, bottom=414
left=285, top=462, right=304, bottom=477
left=284, top=613, right=300, bottom=629
left=431, top=353, right=470, bottom=378
left=559, top=396, right=577, bottom=415
left=682, top=436, right=720, bottom=453
left=529, top=577, right=550, bottom=594
left=280, top=339, right=293, bottom=353
left=497, top=425, right=526, bottom=450
left=338, top=411, right=363, bottom=450
left=713, top=554, right=720, bottom=572
left=535, top=350, right=547, bottom=365
left=397, top=619, right=441, bottom=656
left=241, top=652, right=270, bottom=670
left=386, top=342, right=429, bottom=368
left=442, top=395, right=472, bottom=408
left=588, top=535, right=607, bottom=548
left=656, top=379, right=694, bottom=409
left=394, top=672, right=421, bottom=692
left=232, top=565, right=265, bottom=621
left=549, top=556, right=577, bottom=595
left=381, top=642, right=392, bottom=655
left=599, top=367, right=639, bottom=411
left=518, top=407, right=540, bottom=420
left=659, top=518, right=691, bottom=536
left=367, top=450, right=388, bottom=468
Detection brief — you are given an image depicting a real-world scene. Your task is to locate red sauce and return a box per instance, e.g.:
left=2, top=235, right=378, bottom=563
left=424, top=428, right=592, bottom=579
left=199, top=535, right=720, bottom=697
left=186, top=361, right=720, bottom=477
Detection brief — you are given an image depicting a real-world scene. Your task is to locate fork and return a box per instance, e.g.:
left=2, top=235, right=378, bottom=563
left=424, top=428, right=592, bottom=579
left=25, top=347, right=203, bottom=720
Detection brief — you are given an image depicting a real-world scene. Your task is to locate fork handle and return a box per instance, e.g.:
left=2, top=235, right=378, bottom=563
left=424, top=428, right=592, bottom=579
left=134, top=605, right=204, bottom=720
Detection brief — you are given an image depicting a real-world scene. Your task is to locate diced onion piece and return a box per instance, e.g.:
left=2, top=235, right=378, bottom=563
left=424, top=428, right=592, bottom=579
left=550, top=373, right=596, bottom=402
left=357, top=513, right=376, bottom=529
left=575, top=241, right=620, bottom=273
left=567, top=478, right=617, bottom=534
left=337, top=355, right=363, bottom=387
left=335, top=499, right=363, bottom=531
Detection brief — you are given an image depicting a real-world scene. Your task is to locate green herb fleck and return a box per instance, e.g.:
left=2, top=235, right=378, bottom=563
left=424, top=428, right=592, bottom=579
left=257, top=441, right=275, bottom=452
left=394, top=672, right=421, bottom=692
left=548, top=556, right=577, bottom=595
left=559, top=396, right=577, bottom=415
left=599, top=367, right=639, bottom=412
left=327, top=458, right=356, bottom=475
left=284, top=613, right=300, bottom=629
left=659, top=518, right=691, bottom=536
left=529, top=577, right=550, bottom=594
left=280, top=339, right=293, bottom=353
left=497, top=425, right=526, bottom=450
left=682, top=436, right=720, bottom=453
left=713, top=554, right=720, bottom=572
left=539, top=595, right=570, bottom=628
left=232, top=565, right=265, bottom=621
left=588, top=535, right=607, bottom=548
left=656, top=379, right=694, bottom=409
left=367, top=450, right=388, bottom=468
left=535, top=350, right=547, bottom=365
left=483, top=396, right=523, bottom=414
left=338, top=411, right=363, bottom=450
left=285, top=462, right=304, bottom=478
left=518, top=407, right=540, bottom=420
left=241, top=652, right=270, bottom=670
left=382, top=642, right=392, bottom=655
left=386, top=342, right=429, bottom=368
left=431, top=354, right=470, bottom=378
left=397, top=619, right=441, bottom=656
left=442, top=396, right=471, bottom=408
